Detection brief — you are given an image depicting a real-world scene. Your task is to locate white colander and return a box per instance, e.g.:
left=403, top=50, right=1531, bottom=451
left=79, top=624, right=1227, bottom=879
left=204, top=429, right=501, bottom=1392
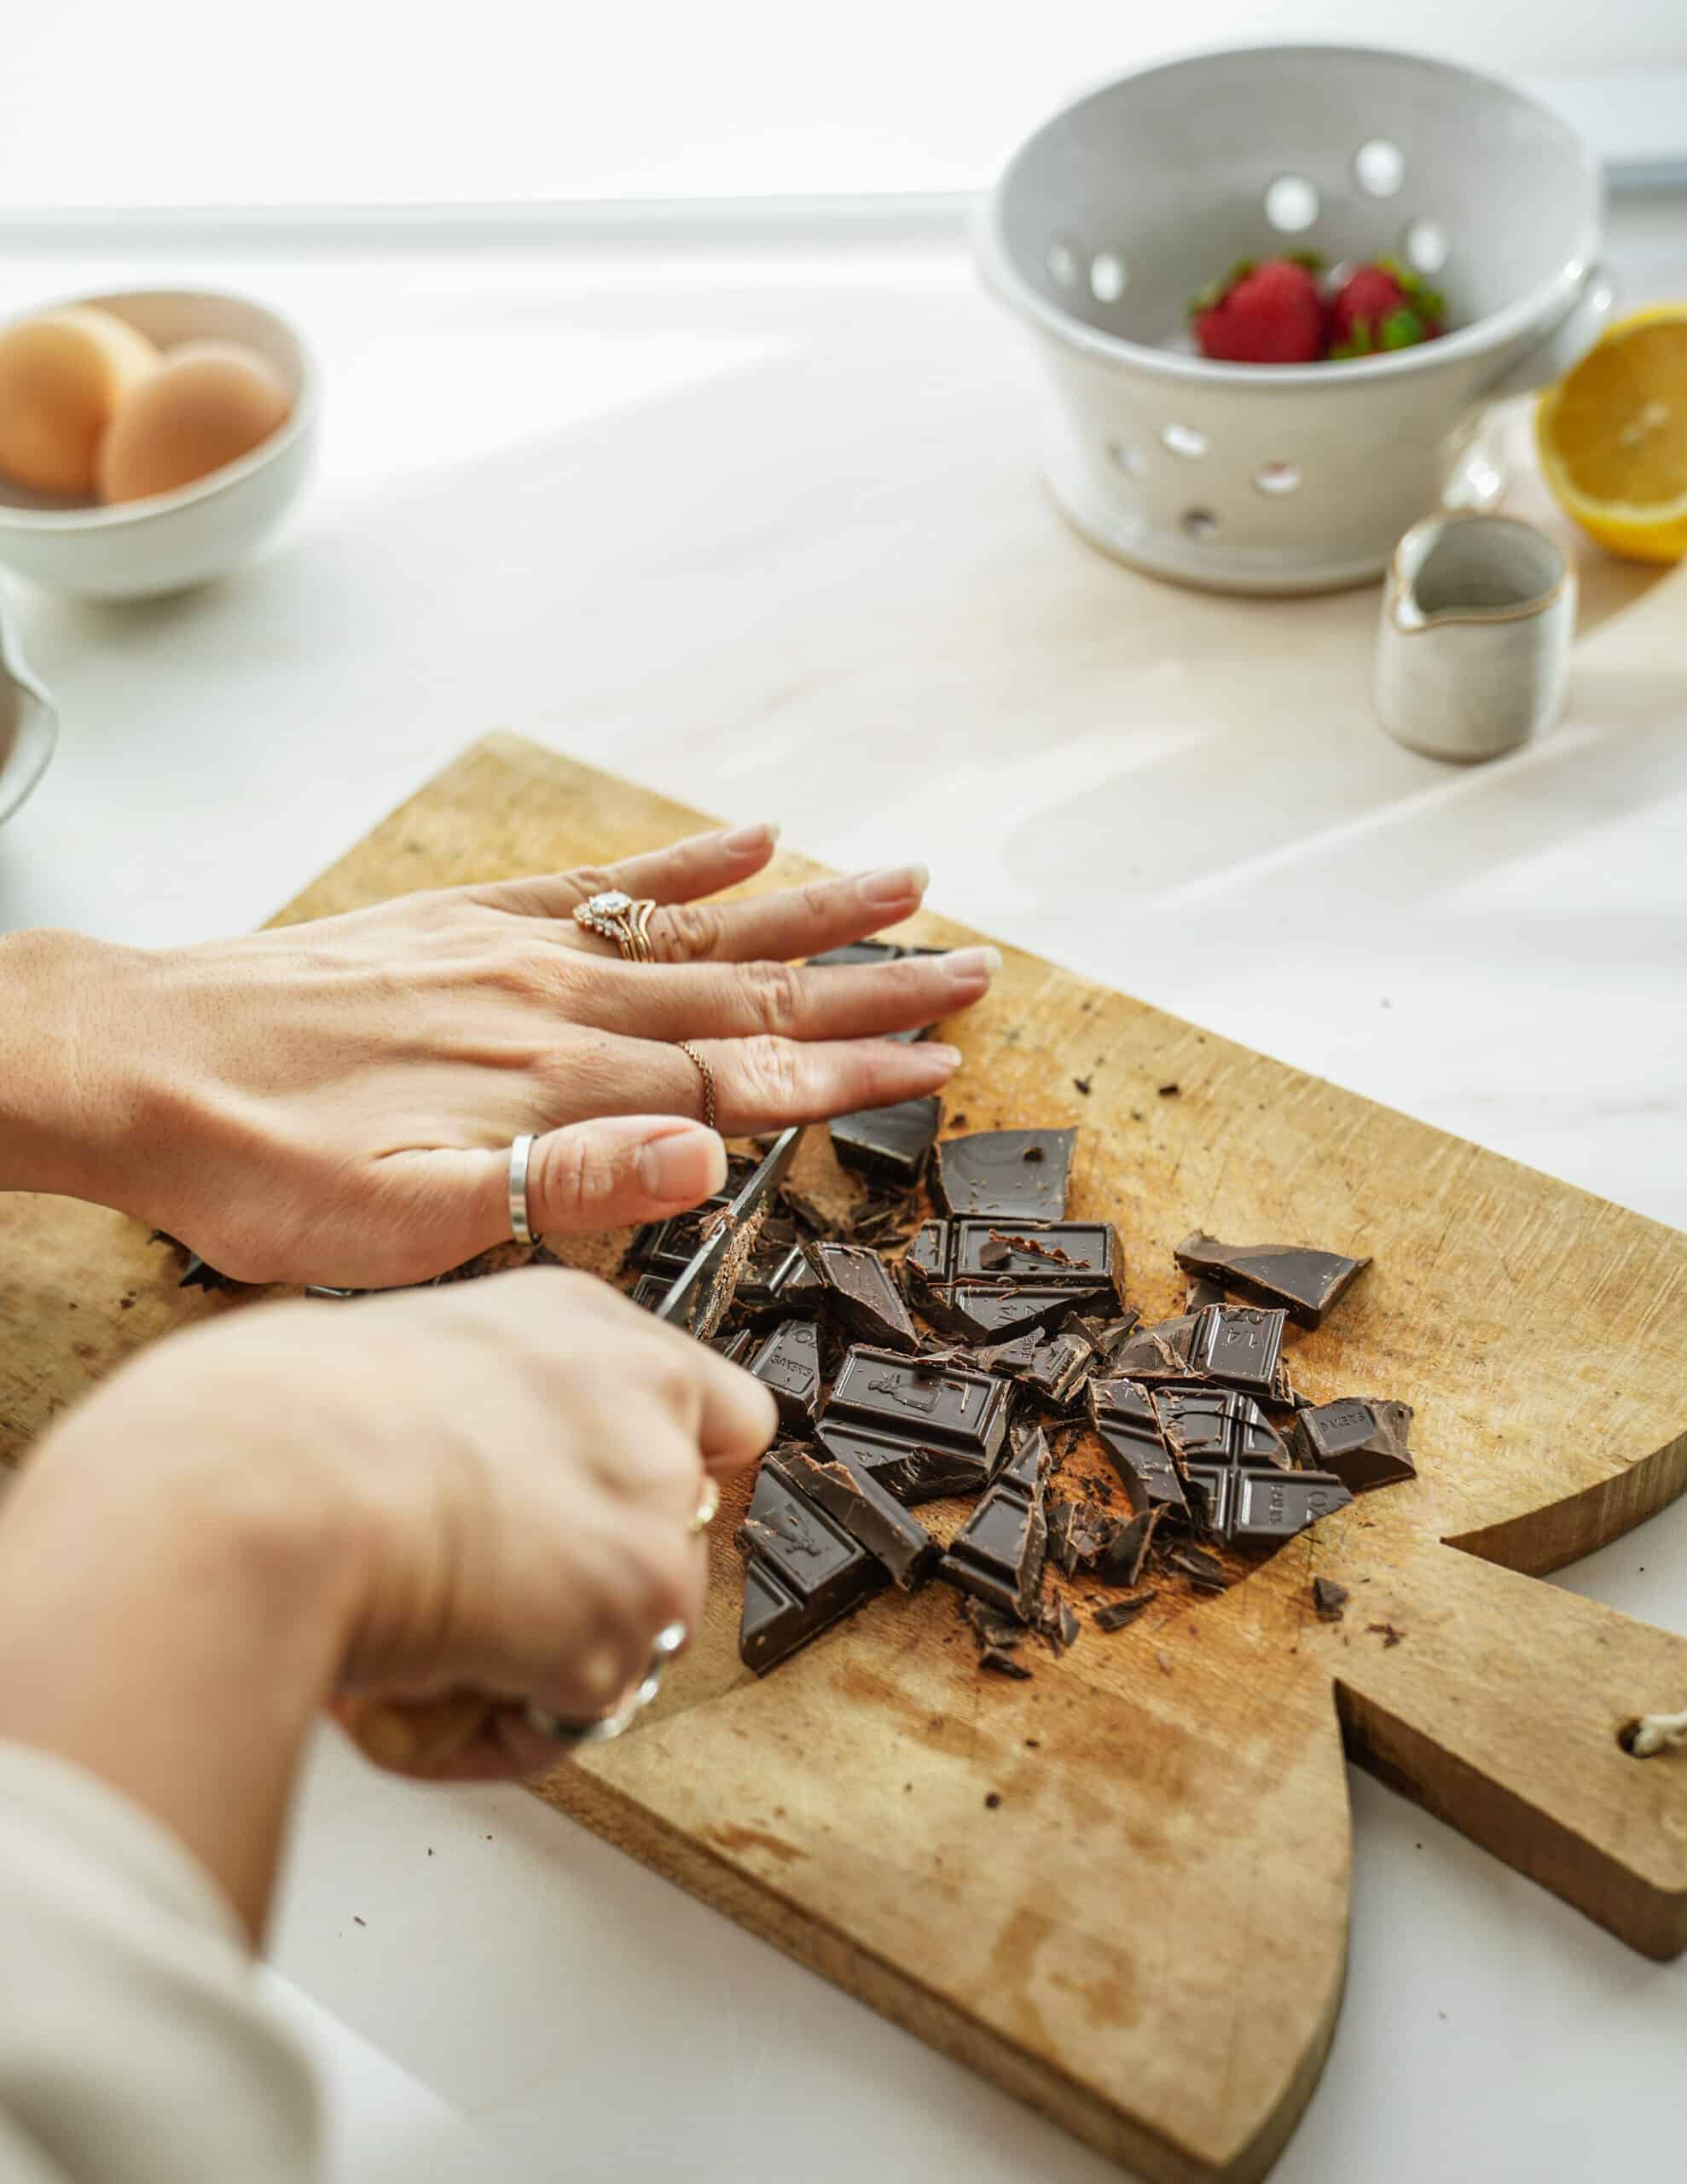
left=978, top=44, right=1615, bottom=594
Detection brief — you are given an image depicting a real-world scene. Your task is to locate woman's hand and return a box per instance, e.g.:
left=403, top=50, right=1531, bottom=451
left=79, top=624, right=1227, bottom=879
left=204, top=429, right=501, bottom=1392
left=0, top=1269, right=775, bottom=1939
left=2, top=823, right=994, bottom=1287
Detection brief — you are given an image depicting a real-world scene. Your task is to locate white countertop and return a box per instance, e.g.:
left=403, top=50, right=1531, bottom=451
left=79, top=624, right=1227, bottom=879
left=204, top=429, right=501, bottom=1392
left=2, top=199, right=1684, bottom=2182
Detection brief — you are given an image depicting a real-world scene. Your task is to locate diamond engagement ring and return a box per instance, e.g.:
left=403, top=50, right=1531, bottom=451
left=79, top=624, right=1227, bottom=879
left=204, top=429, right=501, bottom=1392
left=573, top=889, right=658, bottom=962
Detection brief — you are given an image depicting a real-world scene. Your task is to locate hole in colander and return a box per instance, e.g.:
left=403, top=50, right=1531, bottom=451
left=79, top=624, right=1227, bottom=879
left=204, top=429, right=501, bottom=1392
left=1402, top=217, right=1449, bottom=275
left=1108, top=441, right=1148, bottom=478
left=1254, top=462, right=1302, bottom=497
left=1181, top=508, right=1220, bottom=542
left=1161, top=423, right=1208, bottom=460
left=1354, top=139, right=1404, bottom=197
left=1089, top=251, right=1128, bottom=303
left=1264, top=175, right=1319, bottom=233
left=1046, top=238, right=1079, bottom=288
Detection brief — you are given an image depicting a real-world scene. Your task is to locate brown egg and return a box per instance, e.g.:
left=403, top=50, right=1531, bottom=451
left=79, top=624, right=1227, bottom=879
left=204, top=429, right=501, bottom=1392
left=97, top=340, right=292, bottom=505
left=0, top=306, right=159, bottom=495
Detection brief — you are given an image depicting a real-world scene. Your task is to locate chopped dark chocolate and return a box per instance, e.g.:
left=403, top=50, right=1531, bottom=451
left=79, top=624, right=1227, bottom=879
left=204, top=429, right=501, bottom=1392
left=1169, top=1545, right=1230, bottom=1592
left=996, top=1418, right=1051, bottom=1493
left=816, top=1345, right=1012, bottom=1501
left=1174, top=1231, right=1371, bottom=1328
left=1293, top=1397, right=1417, bottom=1492
left=735, top=1223, right=825, bottom=1314
left=626, top=1158, right=757, bottom=1276
left=941, top=1445, right=1049, bottom=1624
left=777, top=1449, right=937, bottom=1590
left=931, top=1129, right=1076, bottom=1223
left=963, top=1597, right=1023, bottom=1650
left=1066, top=1310, right=1143, bottom=1368
left=1229, top=1467, right=1354, bottom=1542
left=1094, top=1591, right=1157, bottom=1633
left=808, top=1242, right=919, bottom=1351
left=1186, top=1275, right=1228, bottom=1312
left=1090, top=1379, right=1188, bottom=1518
left=903, top=1266, right=1079, bottom=1343
left=1154, top=1388, right=1290, bottom=1470
left=979, top=1647, right=1033, bottom=1680
left=1186, top=1304, right=1288, bottom=1399
left=1093, top=1508, right=1159, bottom=1587
left=745, top=1318, right=822, bottom=1428
left=1109, top=1313, right=1197, bottom=1382
left=736, top=1456, right=889, bottom=1673
left=830, top=1096, right=942, bottom=1188
left=178, top=1252, right=234, bottom=1292
left=1311, top=1577, right=1349, bottom=1622
left=709, top=1327, right=756, bottom=1367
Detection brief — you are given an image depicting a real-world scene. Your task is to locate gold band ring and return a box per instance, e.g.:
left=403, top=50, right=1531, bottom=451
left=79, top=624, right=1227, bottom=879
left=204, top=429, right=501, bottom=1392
left=573, top=890, right=658, bottom=963
left=675, top=1041, right=717, bottom=1132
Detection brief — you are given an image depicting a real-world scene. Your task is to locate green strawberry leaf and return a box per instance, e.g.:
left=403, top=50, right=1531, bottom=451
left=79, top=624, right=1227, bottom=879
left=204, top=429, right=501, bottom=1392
left=1287, top=250, right=1326, bottom=274
left=1187, top=258, right=1256, bottom=319
left=1380, top=306, right=1429, bottom=350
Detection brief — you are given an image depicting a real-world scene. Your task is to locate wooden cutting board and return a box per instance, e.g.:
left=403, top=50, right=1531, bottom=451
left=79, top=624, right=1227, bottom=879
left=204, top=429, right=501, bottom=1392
left=3, top=734, right=1685, bottom=2182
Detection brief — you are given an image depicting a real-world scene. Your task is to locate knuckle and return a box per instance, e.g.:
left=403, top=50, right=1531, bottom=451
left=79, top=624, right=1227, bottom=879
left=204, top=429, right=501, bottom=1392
left=532, top=1127, right=626, bottom=1217
left=739, top=958, right=804, bottom=1036
left=623, top=1535, right=692, bottom=1634
left=656, top=900, right=721, bottom=964
left=737, top=1034, right=803, bottom=1112
left=799, top=879, right=836, bottom=922
left=565, top=863, right=617, bottom=903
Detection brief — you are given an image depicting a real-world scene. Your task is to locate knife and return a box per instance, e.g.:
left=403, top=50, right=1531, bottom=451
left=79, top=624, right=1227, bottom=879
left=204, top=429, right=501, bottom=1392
left=339, top=1126, right=803, bottom=1775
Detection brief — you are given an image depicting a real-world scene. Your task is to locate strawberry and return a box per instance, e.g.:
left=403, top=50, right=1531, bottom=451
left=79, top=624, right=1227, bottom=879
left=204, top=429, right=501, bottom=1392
left=1190, top=255, right=1325, bottom=365
left=1328, top=258, right=1445, bottom=357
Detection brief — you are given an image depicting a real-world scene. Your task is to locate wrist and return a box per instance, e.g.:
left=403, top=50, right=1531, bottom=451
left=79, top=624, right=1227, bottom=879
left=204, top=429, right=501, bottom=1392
left=0, top=927, right=153, bottom=1205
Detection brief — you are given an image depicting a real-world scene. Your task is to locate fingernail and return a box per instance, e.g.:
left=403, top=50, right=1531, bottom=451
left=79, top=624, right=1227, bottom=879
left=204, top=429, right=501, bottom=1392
left=921, top=1043, right=964, bottom=1072
left=858, top=862, right=929, bottom=907
left=639, top=1124, right=728, bottom=1200
left=724, top=822, right=779, bottom=853
left=941, top=945, right=1001, bottom=984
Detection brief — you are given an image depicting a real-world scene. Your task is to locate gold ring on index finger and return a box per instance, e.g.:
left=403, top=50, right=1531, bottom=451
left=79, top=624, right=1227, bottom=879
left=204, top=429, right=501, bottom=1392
left=573, top=890, right=658, bottom=963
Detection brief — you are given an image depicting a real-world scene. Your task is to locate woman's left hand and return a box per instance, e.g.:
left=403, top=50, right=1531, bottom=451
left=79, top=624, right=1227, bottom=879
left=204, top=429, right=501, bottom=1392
left=9, top=822, right=993, bottom=1287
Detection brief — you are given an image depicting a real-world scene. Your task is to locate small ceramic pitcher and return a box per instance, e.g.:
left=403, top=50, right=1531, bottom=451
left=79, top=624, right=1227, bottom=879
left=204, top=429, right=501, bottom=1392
left=1375, top=514, right=1575, bottom=763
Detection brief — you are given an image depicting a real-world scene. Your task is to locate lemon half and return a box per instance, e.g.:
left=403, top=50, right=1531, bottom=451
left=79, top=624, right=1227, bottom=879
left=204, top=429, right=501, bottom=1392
left=1536, top=305, right=1687, bottom=564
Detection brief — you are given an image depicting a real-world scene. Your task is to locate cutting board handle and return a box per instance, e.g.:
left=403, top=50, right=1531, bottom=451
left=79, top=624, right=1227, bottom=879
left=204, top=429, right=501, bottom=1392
left=1330, top=1543, right=1687, bottom=1959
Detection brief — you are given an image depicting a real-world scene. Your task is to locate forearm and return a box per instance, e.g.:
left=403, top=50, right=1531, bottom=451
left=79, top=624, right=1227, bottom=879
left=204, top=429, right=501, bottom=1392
left=0, top=1404, right=360, bottom=1946
left=0, top=927, right=148, bottom=1204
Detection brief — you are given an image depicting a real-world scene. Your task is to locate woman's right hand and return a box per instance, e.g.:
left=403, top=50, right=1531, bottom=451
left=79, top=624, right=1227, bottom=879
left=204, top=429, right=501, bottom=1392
left=0, top=1269, right=776, bottom=1934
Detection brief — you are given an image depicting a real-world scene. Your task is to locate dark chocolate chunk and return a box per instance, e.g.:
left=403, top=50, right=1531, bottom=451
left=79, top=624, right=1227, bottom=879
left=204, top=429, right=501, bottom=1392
left=1312, top=1577, right=1349, bottom=1622
left=979, top=1647, right=1033, bottom=1679
left=1186, top=1275, right=1228, bottom=1312
left=931, top=1129, right=1076, bottom=1222
left=629, top=1273, right=670, bottom=1311
left=830, top=1095, right=942, bottom=1188
left=963, top=1598, right=1023, bottom=1650
left=809, top=1243, right=919, bottom=1352
left=626, top=1158, right=757, bottom=1275
left=1169, top=1545, right=1230, bottom=1592
left=1229, top=1467, right=1353, bottom=1542
left=735, top=1456, right=888, bottom=1673
left=817, top=1345, right=1012, bottom=1500
left=1186, top=1304, right=1288, bottom=1399
left=941, top=1445, right=1049, bottom=1624
left=1174, top=1231, right=1371, bottom=1328
left=1090, top=1379, right=1188, bottom=1518
left=1094, top=1590, right=1157, bottom=1633
left=903, top=1265, right=1079, bottom=1343
left=1180, top=1463, right=1235, bottom=1537
left=1109, top=1314, right=1197, bottom=1382
left=1154, top=1388, right=1290, bottom=1470
left=178, top=1252, right=234, bottom=1292
left=777, top=1449, right=936, bottom=1590
left=1066, top=1310, right=1143, bottom=1368
left=906, top=1220, right=1124, bottom=1337
left=1094, top=1508, right=1160, bottom=1586
left=996, top=1418, right=1051, bottom=1493
left=1293, top=1397, right=1416, bottom=1492
left=709, top=1327, right=756, bottom=1367
left=735, top=1223, right=825, bottom=1314
left=745, top=1319, right=822, bottom=1428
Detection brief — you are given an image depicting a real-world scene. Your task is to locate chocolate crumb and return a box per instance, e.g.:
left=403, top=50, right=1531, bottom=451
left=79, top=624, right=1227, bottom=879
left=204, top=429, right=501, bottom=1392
left=980, top=1647, right=1033, bottom=1680
left=1366, top=1620, right=1405, bottom=1647
left=353, top=1915, right=366, bottom=1927
left=984, top=1792, right=1002, bottom=1809
left=1157, top=1083, right=1180, bottom=1098
left=1024, top=1738, right=1040, bottom=1749
left=1094, top=1590, right=1157, bottom=1633
left=1312, top=1577, right=1349, bottom=1622
left=1073, top=1075, right=1092, bottom=1096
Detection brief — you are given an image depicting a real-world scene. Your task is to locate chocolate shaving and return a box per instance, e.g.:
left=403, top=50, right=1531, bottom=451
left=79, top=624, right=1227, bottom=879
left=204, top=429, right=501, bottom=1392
left=1095, top=1591, right=1157, bottom=1633
left=1312, top=1577, right=1349, bottom=1622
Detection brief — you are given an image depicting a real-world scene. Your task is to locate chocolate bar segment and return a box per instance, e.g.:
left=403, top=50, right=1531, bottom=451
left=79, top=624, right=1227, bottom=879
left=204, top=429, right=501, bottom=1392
left=978, top=1321, right=1094, bottom=1410
left=735, top=1220, right=825, bottom=1314
left=1110, top=1314, right=1197, bottom=1382
left=822, top=1346, right=1012, bottom=1480
left=809, top=1243, right=919, bottom=1351
left=1090, top=1378, right=1188, bottom=1518
left=940, top=1431, right=1048, bottom=1622
left=745, top=1318, right=822, bottom=1428
left=777, top=1448, right=937, bottom=1590
left=903, top=1266, right=1077, bottom=1343
left=1186, top=1304, right=1287, bottom=1399
left=931, top=1129, right=1076, bottom=1223
left=830, top=1095, right=942, bottom=1188
left=1292, top=1397, right=1416, bottom=1492
left=1154, top=1388, right=1290, bottom=1470
left=1174, top=1231, right=1371, bottom=1328
left=1231, top=1467, right=1354, bottom=1541
left=736, top=1456, right=889, bottom=1672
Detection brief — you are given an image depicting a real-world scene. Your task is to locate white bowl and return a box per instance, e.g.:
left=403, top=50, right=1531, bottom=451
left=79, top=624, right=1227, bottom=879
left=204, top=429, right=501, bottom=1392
left=0, top=604, right=56, bottom=828
left=0, top=288, right=319, bottom=601
left=978, top=44, right=1615, bottom=594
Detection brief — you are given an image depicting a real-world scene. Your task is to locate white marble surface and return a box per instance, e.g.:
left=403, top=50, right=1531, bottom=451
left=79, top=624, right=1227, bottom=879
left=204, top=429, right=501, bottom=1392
left=1, top=200, right=1684, bottom=2181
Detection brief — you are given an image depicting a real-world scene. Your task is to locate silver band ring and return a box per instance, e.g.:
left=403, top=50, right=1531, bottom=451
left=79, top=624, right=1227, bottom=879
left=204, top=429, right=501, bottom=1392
left=689, top=1478, right=722, bottom=1535
left=508, top=1133, right=536, bottom=1245
left=573, top=889, right=658, bottom=963
left=675, top=1041, right=716, bottom=1132
left=521, top=1619, right=687, bottom=1748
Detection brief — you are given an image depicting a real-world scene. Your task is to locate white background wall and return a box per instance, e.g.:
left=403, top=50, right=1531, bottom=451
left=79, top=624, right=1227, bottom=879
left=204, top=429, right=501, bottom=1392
left=3, top=1, right=1685, bottom=206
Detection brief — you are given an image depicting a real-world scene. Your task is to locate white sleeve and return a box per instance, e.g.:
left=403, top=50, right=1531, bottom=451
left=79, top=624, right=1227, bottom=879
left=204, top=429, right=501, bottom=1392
left=0, top=1743, right=322, bottom=2184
